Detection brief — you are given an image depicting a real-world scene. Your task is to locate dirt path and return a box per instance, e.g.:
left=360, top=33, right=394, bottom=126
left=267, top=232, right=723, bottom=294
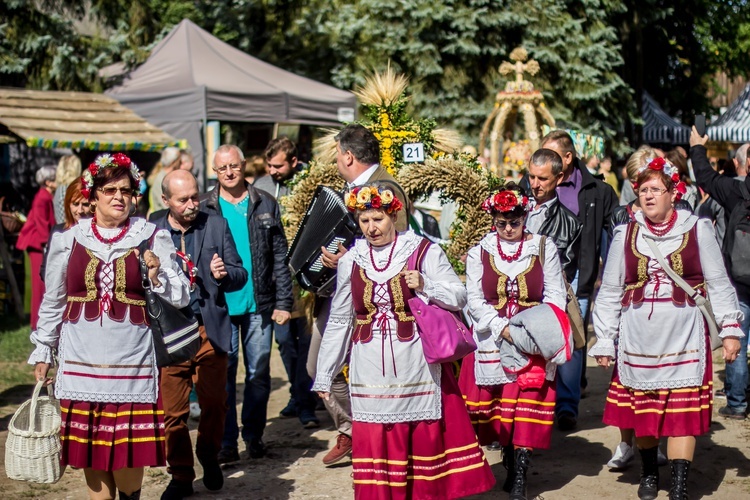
left=2, top=348, right=749, bottom=499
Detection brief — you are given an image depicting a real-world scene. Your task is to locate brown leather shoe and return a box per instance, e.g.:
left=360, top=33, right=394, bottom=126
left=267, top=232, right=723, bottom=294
left=322, top=433, right=352, bottom=466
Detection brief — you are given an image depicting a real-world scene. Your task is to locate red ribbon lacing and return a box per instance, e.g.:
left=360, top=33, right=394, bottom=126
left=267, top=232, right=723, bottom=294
left=376, top=313, right=397, bottom=377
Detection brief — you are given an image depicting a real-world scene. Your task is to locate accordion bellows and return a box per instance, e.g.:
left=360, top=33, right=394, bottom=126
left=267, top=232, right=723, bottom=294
left=287, top=186, right=358, bottom=296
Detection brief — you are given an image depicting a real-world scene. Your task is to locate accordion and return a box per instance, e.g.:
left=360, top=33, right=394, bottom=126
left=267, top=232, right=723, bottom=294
left=287, top=186, right=358, bottom=296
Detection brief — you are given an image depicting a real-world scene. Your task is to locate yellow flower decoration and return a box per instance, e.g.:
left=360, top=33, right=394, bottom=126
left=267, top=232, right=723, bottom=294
left=356, top=188, right=372, bottom=204
left=345, top=192, right=358, bottom=209
left=380, top=190, right=394, bottom=204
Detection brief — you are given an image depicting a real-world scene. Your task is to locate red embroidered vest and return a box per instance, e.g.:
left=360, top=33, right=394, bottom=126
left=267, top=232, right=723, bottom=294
left=64, top=239, right=148, bottom=325
left=621, top=222, right=705, bottom=307
left=480, top=248, right=544, bottom=316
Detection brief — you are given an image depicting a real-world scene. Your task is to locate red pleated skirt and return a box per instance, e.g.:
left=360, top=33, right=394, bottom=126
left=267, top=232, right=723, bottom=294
left=603, top=348, right=713, bottom=438
left=60, top=399, right=166, bottom=471
left=351, top=363, right=496, bottom=500
left=458, top=351, right=556, bottom=449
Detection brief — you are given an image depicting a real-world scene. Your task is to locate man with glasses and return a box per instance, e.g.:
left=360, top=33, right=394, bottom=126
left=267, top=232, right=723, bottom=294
left=202, top=144, right=294, bottom=462
left=254, top=137, right=320, bottom=429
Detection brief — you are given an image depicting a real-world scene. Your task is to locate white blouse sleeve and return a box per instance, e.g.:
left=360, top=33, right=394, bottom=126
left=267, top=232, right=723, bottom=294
left=418, top=243, right=467, bottom=311
left=28, top=231, right=71, bottom=365
left=541, top=236, right=567, bottom=310
left=150, top=228, right=191, bottom=308
left=696, top=219, right=745, bottom=338
left=312, top=253, right=355, bottom=393
left=590, top=225, right=628, bottom=358
left=465, top=245, right=508, bottom=343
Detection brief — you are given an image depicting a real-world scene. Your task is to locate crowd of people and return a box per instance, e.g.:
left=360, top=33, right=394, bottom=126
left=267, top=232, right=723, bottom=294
left=21, top=124, right=749, bottom=500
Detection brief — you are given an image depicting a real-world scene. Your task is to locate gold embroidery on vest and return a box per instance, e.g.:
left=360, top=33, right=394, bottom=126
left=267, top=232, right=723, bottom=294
left=391, top=265, right=415, bottom=323
left=517, top=255, right=543, bottom=307
left=625, top=225, right=649, bottom=291
left=114, top=250, right=147, bottom=306
left=355, top=266, right=377, bottom=326
left=487, top=253, right=509, bottom=310
left=67, top=248, right=98, bottom=303
left=669, top=232, right=690, bottom=276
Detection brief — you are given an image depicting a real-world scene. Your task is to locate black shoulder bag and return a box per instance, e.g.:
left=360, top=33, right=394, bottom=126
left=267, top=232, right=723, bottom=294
left=138, top=239, right=201, bottom=367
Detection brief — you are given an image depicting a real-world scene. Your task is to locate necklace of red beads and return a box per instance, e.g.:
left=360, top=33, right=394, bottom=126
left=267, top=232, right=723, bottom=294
left=496, top=232, right=524, bottom=262
left=369, top=232, right=398, bottom=272
left=645, top=210, right=677, bottom=237
left=91, top=216, right=130, bottom=245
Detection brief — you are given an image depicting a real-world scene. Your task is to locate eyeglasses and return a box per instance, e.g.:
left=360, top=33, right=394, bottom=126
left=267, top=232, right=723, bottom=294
left=638, top=187, right=669, bottom=197
left=98, top=187, right=137, bottom=198
left=495, top=219, right=524, bottom=229
left=214, top=162, right=244, bottom=174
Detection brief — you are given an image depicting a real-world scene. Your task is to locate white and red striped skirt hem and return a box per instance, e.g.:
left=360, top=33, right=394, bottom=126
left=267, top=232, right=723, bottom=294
left=351, top=364, right=496, bottom=499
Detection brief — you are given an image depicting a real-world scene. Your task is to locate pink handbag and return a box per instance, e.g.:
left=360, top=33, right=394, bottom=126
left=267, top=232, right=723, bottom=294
left=407, top=239, right=477, bottom=364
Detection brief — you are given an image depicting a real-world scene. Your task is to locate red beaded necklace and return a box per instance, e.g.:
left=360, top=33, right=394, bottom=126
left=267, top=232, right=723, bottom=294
left=91, top=216, right=130, bottom=245
left=496, top=232, right=524, bottom=262
left=645, top=210, right=677, bottom=237
left=369, top=232, right=399, bottom=272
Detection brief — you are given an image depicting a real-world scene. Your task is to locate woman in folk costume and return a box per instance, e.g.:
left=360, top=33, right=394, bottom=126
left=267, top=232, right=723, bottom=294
left=30, top=154, right=190, bottom=500
left=459, top=183, right=567, bottom=500
left=312, top=182, right=495, bottom=500
left=591, top=157, right=743, bottom=500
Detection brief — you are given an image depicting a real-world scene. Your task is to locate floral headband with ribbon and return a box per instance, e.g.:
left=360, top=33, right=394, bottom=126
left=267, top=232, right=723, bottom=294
left=345, top=186, right=404, bottom=213
left=636, top=157, right=687, bottom=200
left=81, top=153, right=141, bottom=199
left=481, top=188, right=530, bottom=214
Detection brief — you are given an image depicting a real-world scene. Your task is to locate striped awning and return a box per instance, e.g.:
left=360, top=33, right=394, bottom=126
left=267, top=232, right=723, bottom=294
left=0, top=88, right=184, bottom=151
left=708, top=83, right=750, bottom=143
left=642, top=92, right=691, bottom=144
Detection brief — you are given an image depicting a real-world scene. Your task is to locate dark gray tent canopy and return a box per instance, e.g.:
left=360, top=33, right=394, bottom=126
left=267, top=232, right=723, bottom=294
left=708, top=83, right=750, bottom=143
left=107, top=19, right=357, bottom=183
left=642, top=91, right=691, bottom=145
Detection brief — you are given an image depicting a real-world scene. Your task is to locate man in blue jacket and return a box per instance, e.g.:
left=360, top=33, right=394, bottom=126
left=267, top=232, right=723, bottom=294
left=202, top=144, right=294, bottom=463
left=151, top=169, right=248, bottom=499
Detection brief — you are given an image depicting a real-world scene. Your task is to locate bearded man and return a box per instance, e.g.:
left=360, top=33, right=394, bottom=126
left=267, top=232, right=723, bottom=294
left=150, top=169, right=248, bottom=499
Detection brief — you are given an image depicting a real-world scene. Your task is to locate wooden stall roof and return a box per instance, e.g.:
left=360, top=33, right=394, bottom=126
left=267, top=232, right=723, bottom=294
left=0, top=88, right=183, bottom=151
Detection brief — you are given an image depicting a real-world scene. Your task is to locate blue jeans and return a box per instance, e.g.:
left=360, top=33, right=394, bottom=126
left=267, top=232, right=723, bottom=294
left=556, top=271, right=590, bottom=418
left=724, top=296, right=749, bottom=412
left=274, top=317, right=316, bottom=413
left=222, top=311, right=273, bottom=449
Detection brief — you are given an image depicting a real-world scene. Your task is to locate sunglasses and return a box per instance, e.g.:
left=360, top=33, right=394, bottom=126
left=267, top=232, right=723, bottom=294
left=495, top=219, right=524, bottom=229
left=98, top=187, right=137, bottom=198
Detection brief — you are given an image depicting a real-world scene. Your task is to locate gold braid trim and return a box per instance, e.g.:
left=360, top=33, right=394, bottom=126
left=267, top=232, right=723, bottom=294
left=487, top=252, right=509, bottom=310
left=669, top=232, right=690, bottom=276
left=391, top=266, right=415, bottom=323
left=355, top=267, right=377, bottom=325
left=625, top=225, right=649, bottom=291
left=67, top=248, right=98, bottom=303
left=517, top=255, right=542, bottom=307
left=114, top=250, right=146, bottom=306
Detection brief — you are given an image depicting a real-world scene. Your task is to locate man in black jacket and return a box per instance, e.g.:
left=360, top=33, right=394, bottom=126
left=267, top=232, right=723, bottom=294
left=690, top=129, right=749, bottom=420
left=524, top=148, right=582, bottom=283
left=201, top=144, right=294, bottom=462
left=537, top=130, right=618, bottom=430
left=153, top=170, right=248, bottom=499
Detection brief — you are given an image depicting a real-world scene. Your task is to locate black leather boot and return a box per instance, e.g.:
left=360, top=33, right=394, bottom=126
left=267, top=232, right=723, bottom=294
left=638, top=446, right=659, bottom=500
left=509, top=447, right=531, bottom=500
left=502, top=444, right=516, bottom=492
left=668, top=459, right=691, bottom=500
left=119, top=489, right=142, bottom=500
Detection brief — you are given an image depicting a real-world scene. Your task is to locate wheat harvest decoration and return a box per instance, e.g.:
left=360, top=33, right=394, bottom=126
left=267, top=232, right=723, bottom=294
left=281, top=65, right=503, bottom=270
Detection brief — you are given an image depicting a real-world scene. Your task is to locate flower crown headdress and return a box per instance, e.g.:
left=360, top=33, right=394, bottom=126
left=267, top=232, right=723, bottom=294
left=481, top=188, right=529, bottom=214
left=635, top=157, right=687, bottom=200
left=81, top=153, right=141, bottom=199
left=345, top=186, right=403, bottom=213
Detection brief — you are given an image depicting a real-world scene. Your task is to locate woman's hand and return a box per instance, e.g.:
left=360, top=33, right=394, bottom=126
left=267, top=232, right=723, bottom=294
left=34, top=362, right=53, bottom=386
left=500, top=325, right=512, bottom=343
left=143, top=249, right=162, bottom=287
left=316, top=391, right=330, bottom=401
left=400, top=270, right=424, bottom=292
left=595, top=356, right=612, bottom=368
left=722, top=337, right=741, bottom=363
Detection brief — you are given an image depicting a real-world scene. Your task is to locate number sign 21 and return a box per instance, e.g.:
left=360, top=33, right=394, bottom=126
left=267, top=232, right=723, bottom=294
left=402, top=143, right=425, bottom=163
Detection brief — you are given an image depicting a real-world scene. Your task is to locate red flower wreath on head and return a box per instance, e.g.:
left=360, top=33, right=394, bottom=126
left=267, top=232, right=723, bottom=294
left=482, top=188, right=528, bottom=214
left=388, top=196, right=403, bottom=213
left=112, top=152, right=131, bottom=167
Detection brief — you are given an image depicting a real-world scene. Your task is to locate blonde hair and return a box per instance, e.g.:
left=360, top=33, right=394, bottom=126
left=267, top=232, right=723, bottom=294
left=55, top=155, right=82, bottom=186
left=624, top=146, right=658, bottom=182
left=148, top=147, right=182, bottom=185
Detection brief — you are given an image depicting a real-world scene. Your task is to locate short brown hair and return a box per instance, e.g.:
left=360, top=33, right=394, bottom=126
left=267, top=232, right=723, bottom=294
left=635, top=168, right=675, bottom=192
left=89, top=166, right=138, bottom=201
left=264, top=137, right=297, bottom=162
left=541, top=130, right=577, bottom=158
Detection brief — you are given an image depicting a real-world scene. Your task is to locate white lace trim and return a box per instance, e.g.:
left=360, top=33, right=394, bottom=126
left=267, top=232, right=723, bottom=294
left=312, top=374, right=333, bottom=393
left=352, top=230, right=423, bottom=278
left=327, top=314, right=352, bottom=326
left=353, top=407, right=443, bottom=424
left=54, top=389, right=158, bottom=404
left=588, top=338, right=616, bottom=358
left=479, top=232, right=541, bottom=257
left=74, top=217, right=154, bottom=252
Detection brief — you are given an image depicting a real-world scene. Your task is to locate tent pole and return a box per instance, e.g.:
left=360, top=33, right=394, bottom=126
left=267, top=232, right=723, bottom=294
left=272, top=123, right=279, bottom=139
